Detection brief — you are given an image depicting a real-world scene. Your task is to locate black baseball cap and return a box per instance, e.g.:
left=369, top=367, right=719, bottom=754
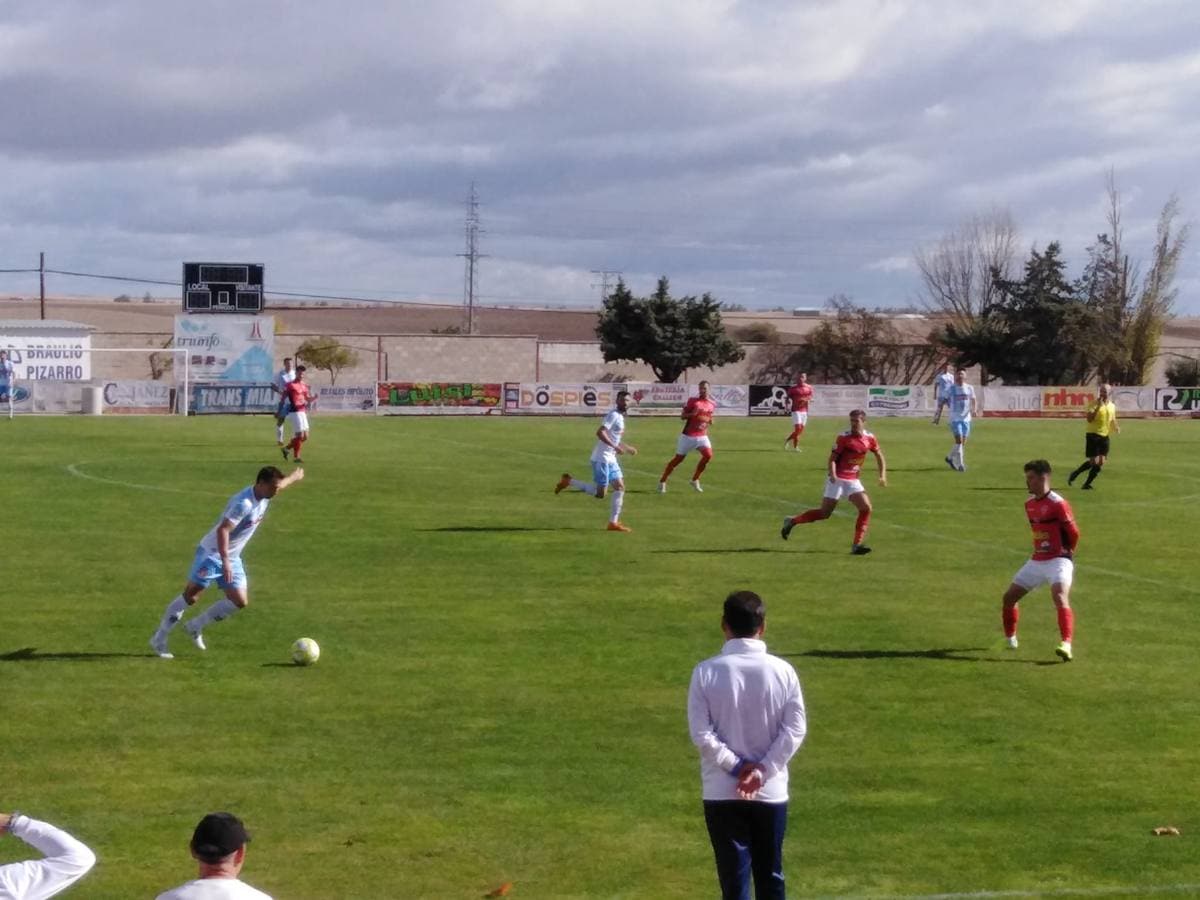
left=190, top=812, right=251, bottom=862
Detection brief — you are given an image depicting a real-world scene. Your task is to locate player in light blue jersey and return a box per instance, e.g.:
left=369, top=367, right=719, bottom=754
left=0, top=350, right=14, bottom=419
left=271, top=357, right=296, bottom=445
left=150, top=465, right=304, bottom=658
left=931, top=362, right=954, bottom=425
left=944, top=369, right=978, bottom=472
left=554, top=389, right=638, bottom=531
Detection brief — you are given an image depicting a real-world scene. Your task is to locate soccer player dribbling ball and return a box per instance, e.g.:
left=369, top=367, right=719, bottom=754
left=150, top=465, right=305, bottom=658
left=783, top=373, right=813, bottom=450
left=658, top=380, right=717, bottom=493
left=1002, top=459, right=1078, bottom=662
left=555, top=389, right=638, bottom=532
left=780, top=408, right=886, bottom=555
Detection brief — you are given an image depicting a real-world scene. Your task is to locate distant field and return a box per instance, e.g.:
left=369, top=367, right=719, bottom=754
left=2, top=414, right=1198, bottom=899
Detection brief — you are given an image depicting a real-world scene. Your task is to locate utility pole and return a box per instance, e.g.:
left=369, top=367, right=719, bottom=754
left=39, top=251, right=46, bottom=319
left=590, top=269, right=622, bottom=304
left=457, top=183, right=487, bottom=334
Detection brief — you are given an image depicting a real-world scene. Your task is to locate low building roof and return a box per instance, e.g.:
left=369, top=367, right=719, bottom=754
left=0, top=319, right=95, bottom=333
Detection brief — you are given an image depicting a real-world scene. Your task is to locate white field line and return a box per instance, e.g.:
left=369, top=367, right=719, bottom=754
left=66, top=462, right=227, bottom=497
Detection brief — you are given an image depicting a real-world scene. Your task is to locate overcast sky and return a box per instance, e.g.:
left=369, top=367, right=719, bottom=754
left=2, top=0, right=1198, bottom=313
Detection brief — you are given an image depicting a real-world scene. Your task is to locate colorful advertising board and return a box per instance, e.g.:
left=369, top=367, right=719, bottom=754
left=173, top=315, right=274, bottom=383
left=377, top=381, right=502, bottom=415
left=866, top=385, right=929, bottom=416
left=504, top=383, right=626, bottom=415
left=312, top=384, right=376, bottom=413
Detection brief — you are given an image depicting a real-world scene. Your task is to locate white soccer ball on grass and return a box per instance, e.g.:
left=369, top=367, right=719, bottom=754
left=291, top=637, right=320, bottom=666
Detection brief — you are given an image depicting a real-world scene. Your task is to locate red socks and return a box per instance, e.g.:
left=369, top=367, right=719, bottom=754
left=1003, top=606, right=1019, bottom=638
left=854, top=510, right=871, bottom=545
left=1057, top=607, right=1074, bottom=642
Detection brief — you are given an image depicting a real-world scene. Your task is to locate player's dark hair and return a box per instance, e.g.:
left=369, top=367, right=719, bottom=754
left=1024, top=459, right=1052, bottom=475
left=698, top=380, right=709, bottom=387
left=256, top=465, right=286, bottom=484
left=283, top=357, right=293, bottom=364
left=616, top=390, right=630, bottom=401
left=295, top=365, right=307, bottom=374
left=849, top=408, right=866, bottom=418
left=723, top=591, right=765, bottom=638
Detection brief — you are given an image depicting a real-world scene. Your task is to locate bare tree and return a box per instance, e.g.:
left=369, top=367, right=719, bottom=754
left=914, top=208, right=1020, bottom=329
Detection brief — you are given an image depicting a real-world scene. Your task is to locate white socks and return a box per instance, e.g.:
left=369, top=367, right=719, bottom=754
left=276, top=423, right=284, bottom=442
left=953, top=444, right=965, bottom=466
left=609, top=489, right=624, bottom=523
left=190, top=597, right=241, bottom=630
left=156, top=595, right=189, bottom=635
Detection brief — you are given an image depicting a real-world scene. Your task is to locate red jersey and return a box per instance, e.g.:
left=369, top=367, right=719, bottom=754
left=830, top=430, right=879, bottom=480
left=1025, top=491, right=1079, bottom=561
left=284, top=380, right=313, bottom=412
left=787, top=383, right=813, bottom=412
left=682, top=396, right=717, bottom=437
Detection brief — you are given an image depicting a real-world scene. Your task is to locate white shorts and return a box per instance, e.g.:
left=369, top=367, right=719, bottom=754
left=288, top=410, right=310, bottom=433
left=675, top=434, right=712, bottom=456
left=823, top=477, right=864, bottom=501
left=1011, top=557, right=1074, bottom=592
left=791, top=411, right=808, bottom=426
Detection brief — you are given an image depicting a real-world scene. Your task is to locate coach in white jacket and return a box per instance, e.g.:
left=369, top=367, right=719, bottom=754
left=0, top=812, right=96, bottom=899
left=688, top=591, right=807, bottom=900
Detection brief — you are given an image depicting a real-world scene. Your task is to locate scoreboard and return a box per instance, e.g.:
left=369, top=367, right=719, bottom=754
left=183, top=262, right=264, bottom=313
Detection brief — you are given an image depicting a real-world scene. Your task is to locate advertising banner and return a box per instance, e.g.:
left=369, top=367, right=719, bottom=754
left=102, top=381, right=173, bottom=414
left=621, top=382, right=750, bottom=416
left=1110, top=386, right=1156, bottom=415
left=0, top=383, right=33, bottom=413
left=505, top=383, right=626, bottom=415
left=173, top=315, right=274, bottom=383
left=1039, top=386, right=1096, bottom=417
left=377, top=381, right=501, bottom=415
left=1154, top=387, right=1200, bottom=416
left=981, top=386, right=1041, bottom=417
left=0, top=336, right=92, bottom=381
left=811, top=384, right=869, bottom=417
left=749, top=384, right=790, bottom=416
left=867, top=385, right=929, bottom=416
left=188, top=383, right=277, bottom=415
left=311, top=384, right=376, bottom=413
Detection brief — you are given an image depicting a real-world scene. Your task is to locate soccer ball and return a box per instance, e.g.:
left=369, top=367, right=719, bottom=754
left=291, top=638, right=320, bottom=666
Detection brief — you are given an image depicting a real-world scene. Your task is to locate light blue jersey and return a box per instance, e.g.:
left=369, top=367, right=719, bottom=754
left=948, top=383, right=976, bottom=422
left=0, top=357, right=13, bottom=387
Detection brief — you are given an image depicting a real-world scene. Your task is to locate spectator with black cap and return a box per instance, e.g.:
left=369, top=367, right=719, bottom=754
left=156, top=812, right=271, bottom=899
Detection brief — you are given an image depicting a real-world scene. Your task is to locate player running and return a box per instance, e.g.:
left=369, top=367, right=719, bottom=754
left=271, top=357, right=297, bottom=446
left=1002, top=459, right=1078, bottom=662
left=780, top=408, right=886, bottom=555
left=931, top=362, right=954, bottom=424
left=555, top=389, right=638, bottom=532
left=150, top=465, right=305, bottom=658
left=944, top=369, right=978, bottom=472
left=281, top=366, right=316, bottom=463
left=658, top=380, right=717, bottom=493
left=783, top=373, right=813, bottom=450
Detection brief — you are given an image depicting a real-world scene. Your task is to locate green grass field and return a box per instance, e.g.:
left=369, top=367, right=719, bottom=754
left=2, top=413, right=1198, bottom=899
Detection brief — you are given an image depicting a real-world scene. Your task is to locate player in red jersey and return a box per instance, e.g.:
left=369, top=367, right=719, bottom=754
left=780, top=409, right=886, bottom=555
left=658, top=381, right=718, bottom=493
left=783, top=373, right=813, bottom=450
left=281, top=366, right=317, bottom=463
left=1002, top=459, right=1079, bottom=662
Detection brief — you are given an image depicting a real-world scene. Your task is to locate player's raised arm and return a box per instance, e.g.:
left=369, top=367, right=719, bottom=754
left=278, top=467, right=305, bottom=489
